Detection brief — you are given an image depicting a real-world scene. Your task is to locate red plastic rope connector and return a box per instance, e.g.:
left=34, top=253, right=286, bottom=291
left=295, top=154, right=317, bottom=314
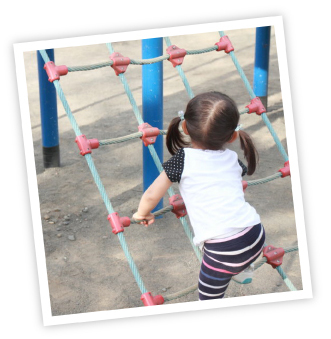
left=166, top=45, right=187, bottom=67
left=242, top=181, right=248, bottom=193
left=245, top=97, right=266, bottom=115
left=279, top=161, right=290, bottom=178
left=44, top=61, right=68, bottom=82
left=138, top=123, right=160, bottom=146
left=107, top=212, right=131, bottom=234
left=169, top=194, right=187, bottom=218
left=109, top=52, right=130, bottom=76
left=75, top=135, right=99, bottom=156
left=141, top=292, right=164, bottom=306
left=263, top=245, right=285, bottom=268
left=215, top=35, right=234, bottom=53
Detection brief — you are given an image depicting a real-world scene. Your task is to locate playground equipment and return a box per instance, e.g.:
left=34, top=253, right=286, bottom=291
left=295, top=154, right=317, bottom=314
left=37, top=28, right=298, bottom=307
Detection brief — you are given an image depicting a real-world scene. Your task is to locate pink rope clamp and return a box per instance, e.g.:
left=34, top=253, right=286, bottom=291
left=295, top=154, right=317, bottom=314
left=245, top=97, right=267, bottom=115
left=138, top=123, right=160, bottom=146
left=169, top=194, right=187, bottom=218
left=166, top=45, right=187, bottom=67
left=279, top=161, right=290, bottom=178
left=109, top=52, right=130, bottom=75
left=107, top=212, right=130, bottom=234
left=141, top=292, right=164, bottom=306
left=44, top=61, right=68, bottom=82
left=75, top=135, right=99, bottom=156
left=215, top=35, right=234, bottom=53
left=263, top=245, right=285, bottom=268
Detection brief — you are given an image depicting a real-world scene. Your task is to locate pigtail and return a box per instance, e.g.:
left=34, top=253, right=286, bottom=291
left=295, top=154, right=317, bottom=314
left=238, top=130, right=259, bottom=175
left=166, top=117, right=190, bottom=155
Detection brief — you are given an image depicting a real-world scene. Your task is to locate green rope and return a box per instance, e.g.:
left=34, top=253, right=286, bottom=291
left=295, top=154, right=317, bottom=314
left=164, top=37, right=195, bottom=99
left=117, top=232, right=148, bottom=294
left=39, top=48, right=149, bottom=297
left=219, top=31, right=256, bottom=99
left=99, top=130, right=167, bottom=146
left=247, top=172, right=282, bottom=186
left=106, top=41, right=202, bottom=263
left=276, top=265, right=298, bottom=291
left=261, top=113, right=289, bottom=162
left=67, top=44, right=217, bottom=72
left=68, top=62, right=111, bottom=72
left=218, top=31, right=289, bottom=163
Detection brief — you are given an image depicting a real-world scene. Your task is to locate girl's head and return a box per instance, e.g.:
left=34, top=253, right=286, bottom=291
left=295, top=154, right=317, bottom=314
left=166, top=91, right=258, bottom=175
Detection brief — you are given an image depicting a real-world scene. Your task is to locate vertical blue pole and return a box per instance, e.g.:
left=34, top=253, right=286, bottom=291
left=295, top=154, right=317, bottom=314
left=142, top=38, right=163, bottom=212
left=253, top=26, right=271, bottom=109
left=37, top=49, right=60, bottom=168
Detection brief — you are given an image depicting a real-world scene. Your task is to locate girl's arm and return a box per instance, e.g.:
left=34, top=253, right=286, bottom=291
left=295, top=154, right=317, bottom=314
left=133, top=171, right=173, bottom=226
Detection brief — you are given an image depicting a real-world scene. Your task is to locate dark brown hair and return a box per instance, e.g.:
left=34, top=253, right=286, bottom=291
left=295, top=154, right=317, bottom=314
left=166, top=91, right=258, bottom=175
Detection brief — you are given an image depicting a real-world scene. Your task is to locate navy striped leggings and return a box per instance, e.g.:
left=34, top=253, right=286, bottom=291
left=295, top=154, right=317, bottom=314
left=198, top=223, right=265, bottom=300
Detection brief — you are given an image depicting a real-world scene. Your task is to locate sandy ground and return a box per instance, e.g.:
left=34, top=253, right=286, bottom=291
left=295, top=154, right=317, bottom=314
left=23, top=27, right=302, bottom=316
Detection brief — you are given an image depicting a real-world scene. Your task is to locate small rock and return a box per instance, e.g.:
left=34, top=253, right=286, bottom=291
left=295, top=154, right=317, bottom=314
left=162, top=288, right=167, bottom=292
left=82, top=207, right=88, bottom=213
left=63, top=257, right=68, bottom=261
left=56, top=227, right=61, bottom=231
left=48, top=221, right=55, bottom=224
left=63, top=221, right=70, bottom=225
left=57, top=233, right=63, bottom=238
left=102, top=236, right=108, bottom=239
left=68, top=235, right=76, bottom=241
left=64, top=215, right=71, bottom=221
left=44, top=214, right=51, bottom=220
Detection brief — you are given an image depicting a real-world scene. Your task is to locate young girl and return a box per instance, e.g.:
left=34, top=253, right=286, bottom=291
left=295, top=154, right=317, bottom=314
left=133, top=91, right=265, bottom=300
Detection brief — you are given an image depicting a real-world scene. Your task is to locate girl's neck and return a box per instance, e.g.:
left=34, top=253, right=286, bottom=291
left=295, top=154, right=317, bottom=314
left=190, top=141, right=226, bottom=152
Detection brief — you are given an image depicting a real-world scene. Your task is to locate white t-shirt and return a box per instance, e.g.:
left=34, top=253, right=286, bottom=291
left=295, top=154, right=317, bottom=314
left=163, top=148, right=261, bottom=245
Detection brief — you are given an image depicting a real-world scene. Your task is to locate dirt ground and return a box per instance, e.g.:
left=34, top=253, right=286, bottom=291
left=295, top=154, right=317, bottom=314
left=23, top=27, right=302, bottom=317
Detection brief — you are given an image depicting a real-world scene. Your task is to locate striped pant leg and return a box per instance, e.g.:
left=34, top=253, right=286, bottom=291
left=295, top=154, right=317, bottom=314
left=198, top=224, right=265, bottom=301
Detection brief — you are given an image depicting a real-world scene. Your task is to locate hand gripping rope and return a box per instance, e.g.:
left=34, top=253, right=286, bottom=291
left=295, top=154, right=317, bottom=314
left=39, top=29, right=298, bottom=307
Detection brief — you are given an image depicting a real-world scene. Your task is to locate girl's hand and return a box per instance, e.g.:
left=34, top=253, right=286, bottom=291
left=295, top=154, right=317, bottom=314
left=132, top=212, right=155, bottom=227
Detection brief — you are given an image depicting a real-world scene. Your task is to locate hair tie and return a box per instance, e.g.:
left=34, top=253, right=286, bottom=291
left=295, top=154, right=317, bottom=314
left=235, top=124, right=243, bottom=131
left=178, top=110, right=185, bottom=121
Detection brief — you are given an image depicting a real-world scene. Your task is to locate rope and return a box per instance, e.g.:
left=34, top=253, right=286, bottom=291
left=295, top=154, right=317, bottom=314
left=218, top=31, right=256, bottom=99
left=106, top=42, right=202, bottom=263
left=217, top=31, right=289, bottom=162
left=67, top=44, right=218, bottom=72
left=39, top=48, right=151, bottom=297
left=117, top=232, right=148, bottom=294
left=247, top=172, right=282, bottom=186
left=261, top=113, right=289, bottom=162
left=276, top=266, right=298, bottom=291
left=99, top=130, right=167, bottom=146
left=164, top=37, right=195, bottom=99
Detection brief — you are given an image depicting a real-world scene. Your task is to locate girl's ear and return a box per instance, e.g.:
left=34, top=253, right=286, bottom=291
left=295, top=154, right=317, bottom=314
left=228, top=131, right=238, bottom=143
left=182, top=120, right=189, bottom=135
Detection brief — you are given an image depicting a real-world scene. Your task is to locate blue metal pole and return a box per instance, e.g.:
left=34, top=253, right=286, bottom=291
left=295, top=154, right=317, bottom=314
left=253, top=26, right=271, bottom=109
left=37, top=49, right=60, bottom=168
left=142, top=38, right=163, bottom=212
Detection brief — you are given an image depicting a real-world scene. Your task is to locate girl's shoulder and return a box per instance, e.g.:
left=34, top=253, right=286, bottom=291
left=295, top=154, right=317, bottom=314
left=162, top=148, right=185, bottom=183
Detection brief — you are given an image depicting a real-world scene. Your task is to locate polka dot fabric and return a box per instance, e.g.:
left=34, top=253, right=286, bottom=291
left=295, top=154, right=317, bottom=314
left=163, top=148, right=185, bottom=183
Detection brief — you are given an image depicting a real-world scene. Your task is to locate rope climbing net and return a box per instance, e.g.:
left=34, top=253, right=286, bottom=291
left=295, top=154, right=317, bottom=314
left=39, top=30, right=297, bottom=307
